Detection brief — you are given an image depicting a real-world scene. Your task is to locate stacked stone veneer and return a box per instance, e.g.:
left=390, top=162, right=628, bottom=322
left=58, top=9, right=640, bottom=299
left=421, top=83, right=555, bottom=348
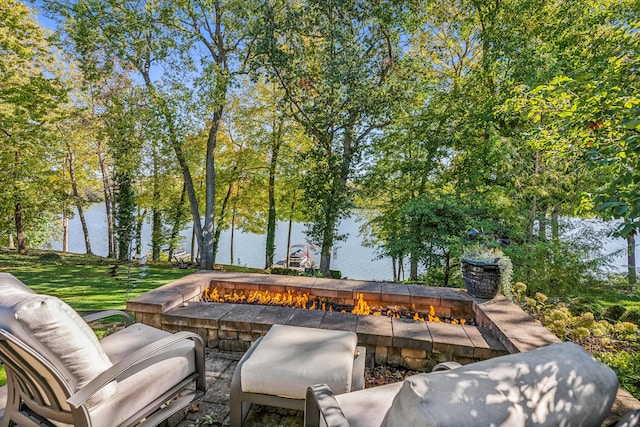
left=126, top=270, right=560, bottom=370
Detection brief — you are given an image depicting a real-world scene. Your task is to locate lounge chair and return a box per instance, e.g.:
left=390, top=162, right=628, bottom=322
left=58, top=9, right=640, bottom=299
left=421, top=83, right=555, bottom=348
left=0, top=273, right=206, bottom=427
left=305, top=341, right=620, bottom=427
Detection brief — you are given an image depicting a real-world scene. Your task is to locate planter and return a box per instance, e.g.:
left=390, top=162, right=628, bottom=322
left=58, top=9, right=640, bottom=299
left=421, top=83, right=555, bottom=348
left=461, top=260, right=501, bottom=299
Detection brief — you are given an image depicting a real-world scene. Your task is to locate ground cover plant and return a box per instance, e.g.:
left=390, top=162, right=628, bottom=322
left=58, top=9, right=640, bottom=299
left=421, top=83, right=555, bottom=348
left=514, top=283, right=640, bottom=398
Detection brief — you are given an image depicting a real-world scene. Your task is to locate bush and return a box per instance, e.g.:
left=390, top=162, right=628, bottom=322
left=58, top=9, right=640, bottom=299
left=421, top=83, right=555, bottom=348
left=330, top=270, right=342, bottom=279
left=595, top=351, right=640, bottom=398
left=620, top=309, right=640, bottom=326
left=603, top=304, right=627, bottom=322
left=38, top=252, right=63, bottom=263
left=270, top=267, right=300, bottom=276
left=567, top=297, right=603, bottom=319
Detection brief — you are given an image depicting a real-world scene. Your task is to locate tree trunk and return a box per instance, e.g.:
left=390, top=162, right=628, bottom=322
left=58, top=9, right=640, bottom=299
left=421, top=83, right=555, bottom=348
left=202, top=100, right=226, bottom=270
left=409, top=255, right=418, bottom=281
left=286, top=200, right=294, bottom=268
left=151, top=142, right=161, bottom=261
left=392, top=256, right=397, bottom=283
left=77, top=205, right=92, bottom=255
left=67, top=147, right=93, bottom=255
left=140, top=69, right=204, bottom=262
left=62, top=214, right=69, bottom=252
left=230, top=211, right=235, bottom=265
left=8, top=233, right=14, bottom=249
left=14, top=201, right=26, bottom=255
left=265, top=133, right=280, bottom=269
left=168, top=183, right=187, bottom=261
left=97, top=140, right=115, bottom=258
left=628, top=229, right=637, bottom=286
left=551, top=204, right=560, bottom=241
left=213, top=181, right=234, bottom=264
left=135, top=207, right=145, bottom=256
left=538, top=205, right=547, bottom=242
left=320, top=248, right=332, bottom=277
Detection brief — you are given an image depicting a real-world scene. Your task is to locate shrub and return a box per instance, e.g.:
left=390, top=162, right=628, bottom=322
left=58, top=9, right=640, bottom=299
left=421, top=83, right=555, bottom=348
left=620, top=309, right=640, bottom=326
left=595, top=351, right=640, bottom=398
left=38, top=252, right=63, bottom=263
left=270, top=267, right=299, bottom=276
left=567, top=297, right=603, bottom=319
left=603, top=304, right=627, bottom=322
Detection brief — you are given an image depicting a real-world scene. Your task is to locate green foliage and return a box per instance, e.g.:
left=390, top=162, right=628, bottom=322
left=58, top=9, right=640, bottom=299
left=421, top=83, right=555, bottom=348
left=0, top=364, right=5, bottom=387
left=0, top=0, right=67, bottom=253
left=595, top=351, right=640, bottom=398
left=270, top=267, right=300, bottom=276
left=567, top=297, right=604, bottom=320
left=514, top=283, right=640, bottom=398
left=329, top=270, right=342, bottom=280
left=603, top=305, right=627, bottom=322
left=38, top=252, right=64, bottom=263
left=620, top=309, right=640, bottom=326
left=507, top=238, right=605, bottom=297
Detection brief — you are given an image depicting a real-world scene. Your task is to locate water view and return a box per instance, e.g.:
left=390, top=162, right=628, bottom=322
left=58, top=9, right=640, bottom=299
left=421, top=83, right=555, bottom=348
left=49, top=204, right=635, bottom=281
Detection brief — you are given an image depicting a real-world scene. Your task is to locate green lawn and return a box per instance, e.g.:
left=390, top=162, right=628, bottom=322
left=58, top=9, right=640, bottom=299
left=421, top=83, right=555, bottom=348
left=1, top=249, right=197, bottom=311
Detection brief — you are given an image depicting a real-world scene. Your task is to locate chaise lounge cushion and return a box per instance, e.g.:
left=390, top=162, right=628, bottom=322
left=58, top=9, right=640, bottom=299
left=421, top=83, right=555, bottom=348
left=381, top=342, right=618, bottom=427
left=0, top=272, right=35, bottom=294
left=89, top=323, right=197, bottom=427
left=240, top=324, right=358, bottom=399
left=0, top=292, right=115, bottom=406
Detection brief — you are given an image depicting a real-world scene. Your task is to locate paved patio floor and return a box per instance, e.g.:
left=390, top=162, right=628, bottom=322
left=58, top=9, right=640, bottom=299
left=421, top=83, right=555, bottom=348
left=167, top=350, right=304, bottom=427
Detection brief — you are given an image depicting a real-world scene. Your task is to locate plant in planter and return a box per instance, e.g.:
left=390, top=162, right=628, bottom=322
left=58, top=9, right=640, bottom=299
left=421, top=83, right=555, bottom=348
left=460, top=231, right=513, bottom=299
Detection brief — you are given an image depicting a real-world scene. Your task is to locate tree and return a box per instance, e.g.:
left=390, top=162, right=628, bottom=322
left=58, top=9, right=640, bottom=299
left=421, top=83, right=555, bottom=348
left=46, top=0, right=260, bottom=269
left=0, top=0, right=66, bottom=253
left=254, top=0, right=411, bottom=276
left=508, top=0, right=639, bottom=285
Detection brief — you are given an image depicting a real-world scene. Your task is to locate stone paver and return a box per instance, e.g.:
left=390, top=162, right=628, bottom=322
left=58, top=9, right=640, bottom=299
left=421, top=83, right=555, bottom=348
left=170, top=350, right=303, bottom=427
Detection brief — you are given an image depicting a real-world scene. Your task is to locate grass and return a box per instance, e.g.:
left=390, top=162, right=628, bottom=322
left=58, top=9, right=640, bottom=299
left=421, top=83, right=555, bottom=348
left=574, top=283, right=640, bottom=311
left=0, top=249, right=197, bottom=311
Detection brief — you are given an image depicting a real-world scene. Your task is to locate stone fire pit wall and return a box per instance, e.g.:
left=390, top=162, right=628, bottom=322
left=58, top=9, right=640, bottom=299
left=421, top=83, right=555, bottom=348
left=126, top=271, right=560, bottom=371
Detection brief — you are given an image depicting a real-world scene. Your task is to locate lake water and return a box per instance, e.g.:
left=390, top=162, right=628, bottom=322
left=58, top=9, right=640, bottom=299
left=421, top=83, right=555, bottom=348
left=49, top=204, right=635, bottom=281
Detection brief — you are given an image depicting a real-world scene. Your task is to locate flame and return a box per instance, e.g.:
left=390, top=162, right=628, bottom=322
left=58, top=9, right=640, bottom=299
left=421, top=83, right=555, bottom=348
left=201, top=287, right=467, bottom=325
left=351, top=293, right=371, bottom=315
left=428, top=306, right=440, bottom=322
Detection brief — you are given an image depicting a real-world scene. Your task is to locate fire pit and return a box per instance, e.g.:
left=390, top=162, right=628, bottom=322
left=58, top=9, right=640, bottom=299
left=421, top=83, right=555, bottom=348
left=126, top=270, right=561, bottom=371
left=202, top=287, right=473, bottom=325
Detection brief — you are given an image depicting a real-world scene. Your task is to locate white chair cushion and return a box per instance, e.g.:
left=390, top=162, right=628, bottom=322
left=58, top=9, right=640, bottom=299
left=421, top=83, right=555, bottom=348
left=381, top=342, right=619, bottom=427
left=0, top=273, right=35, bottom=294
left=241, top=324, right=358, bottom=399
left=91, top=323, right=197, bottom=427
left=335, top=381, right=404, bottom=427
left=0, top=292, right=115, bottom=406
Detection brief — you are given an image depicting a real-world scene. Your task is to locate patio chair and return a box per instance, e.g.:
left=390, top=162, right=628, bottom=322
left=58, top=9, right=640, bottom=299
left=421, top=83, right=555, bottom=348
left=305, top=341, right=620, bottom=427
left=0, top=273, right=206, bottom=427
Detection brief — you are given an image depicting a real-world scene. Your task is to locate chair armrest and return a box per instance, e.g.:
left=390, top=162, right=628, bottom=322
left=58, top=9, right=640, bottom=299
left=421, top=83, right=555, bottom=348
left=432, top=361, right=462, bottom=372
left=83, top=310, right=133, bottom=327
left=67, top=331, right=204, bottom=408
left=304, top=384, right=350, bottom=427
